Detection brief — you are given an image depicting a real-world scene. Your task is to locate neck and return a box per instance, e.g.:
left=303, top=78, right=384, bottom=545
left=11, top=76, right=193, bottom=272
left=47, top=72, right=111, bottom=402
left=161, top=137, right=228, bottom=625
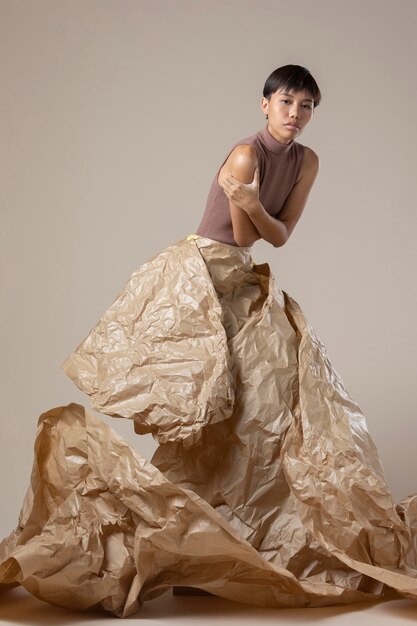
left=258, top=124, right=295, bottom=155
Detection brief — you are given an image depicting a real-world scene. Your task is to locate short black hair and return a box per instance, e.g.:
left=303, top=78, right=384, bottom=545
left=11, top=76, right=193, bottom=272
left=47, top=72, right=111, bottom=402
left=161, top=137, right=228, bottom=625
left=263, top=64, right=321, bottom=108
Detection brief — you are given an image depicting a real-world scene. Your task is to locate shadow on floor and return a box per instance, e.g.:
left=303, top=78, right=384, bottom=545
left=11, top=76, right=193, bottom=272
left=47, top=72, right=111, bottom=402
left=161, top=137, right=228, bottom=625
left=0, top=585, right=416, bottom=625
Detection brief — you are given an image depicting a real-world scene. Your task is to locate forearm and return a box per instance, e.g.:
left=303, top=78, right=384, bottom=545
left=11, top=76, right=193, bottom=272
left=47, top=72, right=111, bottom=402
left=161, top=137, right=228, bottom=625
left=229, top=201, right=261, bottom=246
left=247, top=201, right=288, bottom=247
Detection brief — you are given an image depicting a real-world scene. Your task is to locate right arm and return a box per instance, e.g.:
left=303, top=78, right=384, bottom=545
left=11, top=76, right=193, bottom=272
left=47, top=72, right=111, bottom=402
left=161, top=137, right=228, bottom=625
left=218, top=145, right=261, bottom=247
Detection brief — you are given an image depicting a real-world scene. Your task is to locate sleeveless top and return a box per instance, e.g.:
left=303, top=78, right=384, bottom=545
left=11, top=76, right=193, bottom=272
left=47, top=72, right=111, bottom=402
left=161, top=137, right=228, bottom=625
left=195, top=124, right=305, bottom=246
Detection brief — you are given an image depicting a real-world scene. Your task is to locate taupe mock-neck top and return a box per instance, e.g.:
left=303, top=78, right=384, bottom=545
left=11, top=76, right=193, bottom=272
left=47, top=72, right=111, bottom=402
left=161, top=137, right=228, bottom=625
left=195, top=124, right=305, bottom=246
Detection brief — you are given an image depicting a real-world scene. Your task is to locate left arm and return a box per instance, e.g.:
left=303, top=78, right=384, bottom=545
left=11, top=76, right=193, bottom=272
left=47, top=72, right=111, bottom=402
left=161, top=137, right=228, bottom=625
left=221, top=146, right=319, bottom=248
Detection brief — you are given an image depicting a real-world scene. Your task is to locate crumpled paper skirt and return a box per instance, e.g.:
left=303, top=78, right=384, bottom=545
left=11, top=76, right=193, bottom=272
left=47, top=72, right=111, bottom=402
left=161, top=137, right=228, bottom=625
left=1, top=234, right=417, bottom=618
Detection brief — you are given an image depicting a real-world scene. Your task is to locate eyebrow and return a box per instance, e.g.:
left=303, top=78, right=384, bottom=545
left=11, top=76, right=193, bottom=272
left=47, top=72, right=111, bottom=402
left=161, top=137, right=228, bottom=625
left=281, top=92, right=314, bottom=103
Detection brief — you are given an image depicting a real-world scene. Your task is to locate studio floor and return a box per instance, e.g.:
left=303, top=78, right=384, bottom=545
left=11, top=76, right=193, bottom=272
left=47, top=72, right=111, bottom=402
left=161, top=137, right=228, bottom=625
left=0, top=586, right=416, bottom=625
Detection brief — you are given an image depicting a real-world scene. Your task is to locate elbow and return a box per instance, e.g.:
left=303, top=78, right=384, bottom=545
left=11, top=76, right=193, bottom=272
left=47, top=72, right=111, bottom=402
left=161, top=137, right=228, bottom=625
left=236, top=238, right=256, bottom=247
left=274, top=223, right=290, bottom=247
left=273, top=234, right=288, bottom=248
left=233, top=234, right=247, bottom=247
left=234, top=233, right=260, bottom=247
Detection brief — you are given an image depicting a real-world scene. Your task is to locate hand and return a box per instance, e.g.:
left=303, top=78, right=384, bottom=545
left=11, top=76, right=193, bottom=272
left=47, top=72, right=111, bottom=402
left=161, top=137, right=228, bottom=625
left=220, top=166, right=260, bottom=215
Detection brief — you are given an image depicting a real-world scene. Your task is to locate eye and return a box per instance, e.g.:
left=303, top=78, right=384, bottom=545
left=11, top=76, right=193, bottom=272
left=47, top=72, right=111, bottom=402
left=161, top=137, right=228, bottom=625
left=281, top=99, right=312, bottom=109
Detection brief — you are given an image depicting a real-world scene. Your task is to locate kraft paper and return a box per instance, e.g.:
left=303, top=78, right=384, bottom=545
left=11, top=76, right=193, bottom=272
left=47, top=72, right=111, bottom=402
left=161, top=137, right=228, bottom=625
left=1, top=235, right=416, bottom=617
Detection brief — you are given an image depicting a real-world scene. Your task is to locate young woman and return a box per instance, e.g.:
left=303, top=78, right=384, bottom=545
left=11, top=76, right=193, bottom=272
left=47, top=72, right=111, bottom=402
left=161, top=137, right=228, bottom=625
left=1, top=65, right=417, bottom=618
left=196, top=65, right=320, bottom=250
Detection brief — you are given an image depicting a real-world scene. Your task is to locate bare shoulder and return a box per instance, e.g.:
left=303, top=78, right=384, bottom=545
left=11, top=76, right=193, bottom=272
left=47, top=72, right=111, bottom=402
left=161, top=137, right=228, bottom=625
left=218, top=144, right=258, bottom=185
left=295, top=144, right=319, bottom=184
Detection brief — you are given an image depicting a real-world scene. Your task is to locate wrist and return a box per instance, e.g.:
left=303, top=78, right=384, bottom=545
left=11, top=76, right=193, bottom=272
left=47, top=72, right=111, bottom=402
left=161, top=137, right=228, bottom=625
left=247, top=199, right=263, bottom=218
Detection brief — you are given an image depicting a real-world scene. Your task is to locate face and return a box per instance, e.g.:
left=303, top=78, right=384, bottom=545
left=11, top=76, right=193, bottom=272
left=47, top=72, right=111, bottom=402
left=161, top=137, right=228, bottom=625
left=260, top=88, right=315, bottom=144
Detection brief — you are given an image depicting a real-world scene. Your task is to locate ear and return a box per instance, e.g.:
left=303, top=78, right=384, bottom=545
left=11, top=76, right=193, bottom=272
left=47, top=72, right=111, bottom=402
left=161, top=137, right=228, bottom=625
left=260, top=96, right=269, bottom=117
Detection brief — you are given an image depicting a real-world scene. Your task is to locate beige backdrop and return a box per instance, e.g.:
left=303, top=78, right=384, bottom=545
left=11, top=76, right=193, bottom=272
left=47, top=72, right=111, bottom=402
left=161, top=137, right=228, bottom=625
left=1, top=0, right=416, bottom=537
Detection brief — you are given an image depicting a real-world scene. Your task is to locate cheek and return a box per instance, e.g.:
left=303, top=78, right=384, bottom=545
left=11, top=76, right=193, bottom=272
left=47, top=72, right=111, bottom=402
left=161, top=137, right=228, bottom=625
left=275, top=104, right=287, bottom=115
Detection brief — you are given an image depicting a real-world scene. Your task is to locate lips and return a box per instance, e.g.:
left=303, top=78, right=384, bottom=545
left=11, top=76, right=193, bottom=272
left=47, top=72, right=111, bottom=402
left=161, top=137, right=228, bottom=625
left=285, top=123, right=300, bottom=129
